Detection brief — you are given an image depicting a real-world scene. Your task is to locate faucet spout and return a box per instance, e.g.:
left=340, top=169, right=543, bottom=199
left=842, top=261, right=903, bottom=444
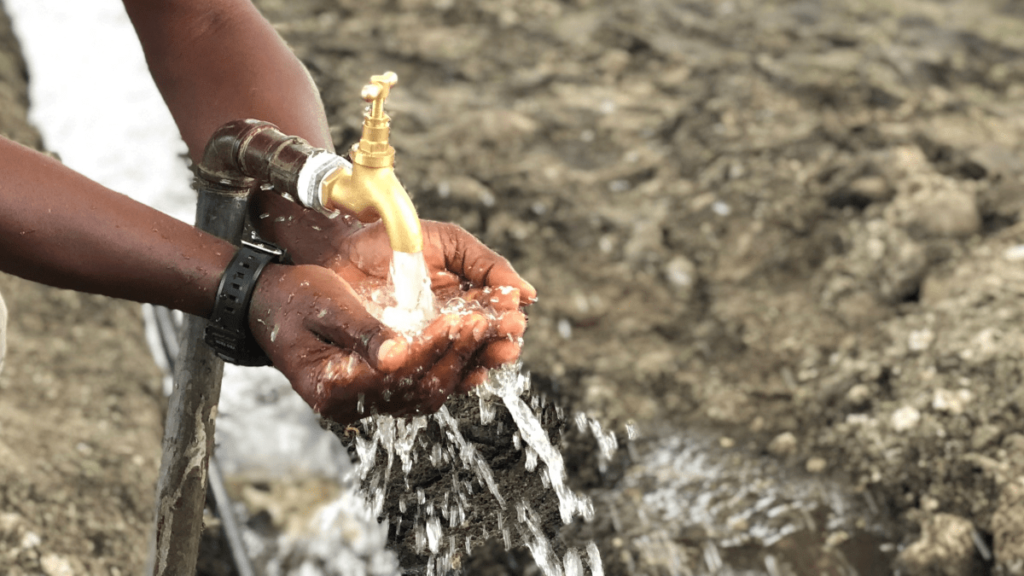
left=320, top=71, right=423, bottom=254
left=322, top=162, right=423, bottom=254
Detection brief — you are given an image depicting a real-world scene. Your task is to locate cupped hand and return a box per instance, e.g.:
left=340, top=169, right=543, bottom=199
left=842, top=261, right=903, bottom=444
left=323, top=220, right=536, bottom=393
left=249, top=191, right=537, bottom=397
left=248, top=263, right=508, bottom=425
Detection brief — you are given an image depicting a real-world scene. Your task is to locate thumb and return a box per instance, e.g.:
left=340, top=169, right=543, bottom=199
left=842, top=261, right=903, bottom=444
left=300, top=268, right=409, bottom=373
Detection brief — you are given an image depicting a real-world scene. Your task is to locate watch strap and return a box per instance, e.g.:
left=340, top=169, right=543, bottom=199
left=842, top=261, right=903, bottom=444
left=204, top=239, right=284, bottom=366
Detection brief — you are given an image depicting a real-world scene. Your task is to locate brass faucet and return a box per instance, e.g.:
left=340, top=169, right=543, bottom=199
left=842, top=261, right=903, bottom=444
left=321, top=72, right=423, bottom=254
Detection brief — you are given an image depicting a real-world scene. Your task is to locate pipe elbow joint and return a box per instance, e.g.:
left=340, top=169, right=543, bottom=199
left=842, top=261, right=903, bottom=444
left=196, top=119, right=272, bottom=187
left=197, top=119, right=326, bottom=201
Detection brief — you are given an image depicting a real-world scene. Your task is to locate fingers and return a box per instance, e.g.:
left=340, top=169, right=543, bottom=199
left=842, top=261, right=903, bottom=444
left=435, top=224, right=537, bottom=305
left=414, top=313, right=489, bottom=413
left=464, top=286, right=522, bottom=313
left=475, top=338, right=522, bottom=368
left=455, top=367, right=489, bottom=395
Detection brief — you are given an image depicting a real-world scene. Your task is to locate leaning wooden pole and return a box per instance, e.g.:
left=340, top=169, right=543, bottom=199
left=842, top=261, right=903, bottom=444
left=147, top=180, right=251, bottom=575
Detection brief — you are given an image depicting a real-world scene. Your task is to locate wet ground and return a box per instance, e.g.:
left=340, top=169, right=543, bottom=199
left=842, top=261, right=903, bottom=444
left=3, top=0, right=1024, bottom=574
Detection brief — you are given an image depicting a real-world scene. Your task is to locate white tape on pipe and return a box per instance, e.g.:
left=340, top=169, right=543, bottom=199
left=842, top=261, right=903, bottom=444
left=296, top=152, right=350, bottom=216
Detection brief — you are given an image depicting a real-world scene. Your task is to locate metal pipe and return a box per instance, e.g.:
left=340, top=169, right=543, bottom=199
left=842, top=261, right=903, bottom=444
left=148, top=304, right=257, bottom=576
left=148, top=180, right=252, bottom=576
left=194, top=71, right=426, bottom=256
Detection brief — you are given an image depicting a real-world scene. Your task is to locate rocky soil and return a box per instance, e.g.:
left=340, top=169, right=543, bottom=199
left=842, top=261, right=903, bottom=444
left=4, top=0, right=1024, bottom=574
left=257, top=0, right=1024, bottom=573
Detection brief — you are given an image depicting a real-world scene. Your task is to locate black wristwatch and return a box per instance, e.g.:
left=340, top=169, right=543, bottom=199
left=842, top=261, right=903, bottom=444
left=204, top=239, right=286, bottom=366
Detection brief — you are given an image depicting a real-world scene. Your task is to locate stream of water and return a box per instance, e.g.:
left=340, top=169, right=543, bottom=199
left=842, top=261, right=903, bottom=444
left=355, top=252, right=606, bottom=576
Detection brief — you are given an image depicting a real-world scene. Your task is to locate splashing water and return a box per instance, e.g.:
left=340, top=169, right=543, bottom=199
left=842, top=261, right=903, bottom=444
left=381, top=251, right=435, bottom=337
left=342, top=250, right=608, bottom=575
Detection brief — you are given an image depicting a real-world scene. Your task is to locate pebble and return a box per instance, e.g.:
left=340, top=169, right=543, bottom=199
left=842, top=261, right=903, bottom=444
left=847, top=175, right=892, bottom=203
left=40, top=554, right=73, bottom=576
left=20, top=531, right=40, bottom=549
left=970, top=424, right=1002, bottom=451
left=897, top=514, right=984, bottom=576
left=663, top=255, right=696, bottom=290
left=805, top=456, right=827, bottom=474
left=932, top=388, right=972, bottom=415
left=846, top=383, right=872, bottom=408
left=891, top=406, right=921, bottom=432
left=1004, top=245, right=1024, bottom=262
left=767, top=432, right=797, bottom=457
left=907, top=329, right=935, bottom=352
left=915, top=190, right=982, bottom=238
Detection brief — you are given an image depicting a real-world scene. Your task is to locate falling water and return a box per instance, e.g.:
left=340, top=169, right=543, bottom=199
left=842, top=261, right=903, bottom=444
left=382, top=251, right=435, bottom=337
left=347, top=250, right=609, bottom=575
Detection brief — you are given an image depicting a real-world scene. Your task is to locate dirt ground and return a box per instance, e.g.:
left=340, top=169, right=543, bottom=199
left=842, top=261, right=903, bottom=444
left=260, top=0, right=1024, bottom=572
left=4, top=0, right=1024, bottom=574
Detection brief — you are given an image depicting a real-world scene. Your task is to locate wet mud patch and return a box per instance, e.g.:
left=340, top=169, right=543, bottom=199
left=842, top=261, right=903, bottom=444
left=331, top=388, right=573, bottom=573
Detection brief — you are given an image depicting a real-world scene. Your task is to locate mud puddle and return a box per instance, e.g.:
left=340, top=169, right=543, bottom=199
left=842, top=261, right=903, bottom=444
left=576, top=427, right=898, bottom=576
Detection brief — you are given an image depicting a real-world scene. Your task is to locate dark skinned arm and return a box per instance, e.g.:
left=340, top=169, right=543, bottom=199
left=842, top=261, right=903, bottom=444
left=0, top=136, right=229, bottom=316
left=0, top=135, right=412, bottom=379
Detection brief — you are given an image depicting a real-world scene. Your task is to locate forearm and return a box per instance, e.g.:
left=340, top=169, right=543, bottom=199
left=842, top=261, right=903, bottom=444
left=0, top=137, right=232, bottom=317
left=122, top=0, right=333, bottom=162
left=123, top=0, right=356, bottom=259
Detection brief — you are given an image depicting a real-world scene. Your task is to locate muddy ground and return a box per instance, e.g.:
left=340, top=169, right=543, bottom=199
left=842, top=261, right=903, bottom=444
left=3, top=0, right=1024, bottom=574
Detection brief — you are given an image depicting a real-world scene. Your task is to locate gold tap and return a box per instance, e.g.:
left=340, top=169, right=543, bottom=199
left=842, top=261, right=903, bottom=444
left=321, top=72, right=423, bottom=254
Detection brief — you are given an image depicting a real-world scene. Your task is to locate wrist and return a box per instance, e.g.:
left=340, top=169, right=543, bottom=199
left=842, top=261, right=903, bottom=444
left=249, top=187, right=360, bottom=266
left=204, top=240, right=287, bottom=366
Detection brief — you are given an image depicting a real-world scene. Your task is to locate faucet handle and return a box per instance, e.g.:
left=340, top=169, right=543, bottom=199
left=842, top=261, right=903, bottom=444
left=351, top=71, right=398, bottom=168
left=361, top=71, right=398, bottom=121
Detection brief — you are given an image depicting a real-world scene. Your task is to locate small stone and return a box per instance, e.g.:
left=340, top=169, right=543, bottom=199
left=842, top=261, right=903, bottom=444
left=1003, top=245, right=1024, bottom=262
left=719, top=436, right=735, bottom=449
left=971, top=424, right=1002, bottom=451
left=20, top=531, right=40, bottom=549
left=663, top=255, right=696, bottom=290
left=806, top=456, right=828, bottom=474
left=825, top=531, right=851, bottom=548
left=966, top=143, right=1023, bottom=179
left=0, top=512, right=22, bottom=536
left=896, top=514, right=985, bottom=576
left=846, top=383, right=872, bottom=408
left=847, top=175, right=892, bottom=203
left=993, top=479, right=1024, bottom=574
left=891, top=406, right=922, bottom=432
left=767, top=431, right=798, bottom=457
left=921, top=495, right=940, bottom=512
left=932, top=389, right=972, bottom=415
left=704, top=390, right=754, bottom=425
left=908, top=329, right=935, bottom=352
left=916, top=190, right=982, bottom=238
left=40, top=554, right=74, bottom=576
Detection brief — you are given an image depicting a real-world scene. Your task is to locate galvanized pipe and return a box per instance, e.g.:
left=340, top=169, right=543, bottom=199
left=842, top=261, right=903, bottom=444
left=148, top=181, right=252, bottom=576
left=147, top=303, right=256, bottom=576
